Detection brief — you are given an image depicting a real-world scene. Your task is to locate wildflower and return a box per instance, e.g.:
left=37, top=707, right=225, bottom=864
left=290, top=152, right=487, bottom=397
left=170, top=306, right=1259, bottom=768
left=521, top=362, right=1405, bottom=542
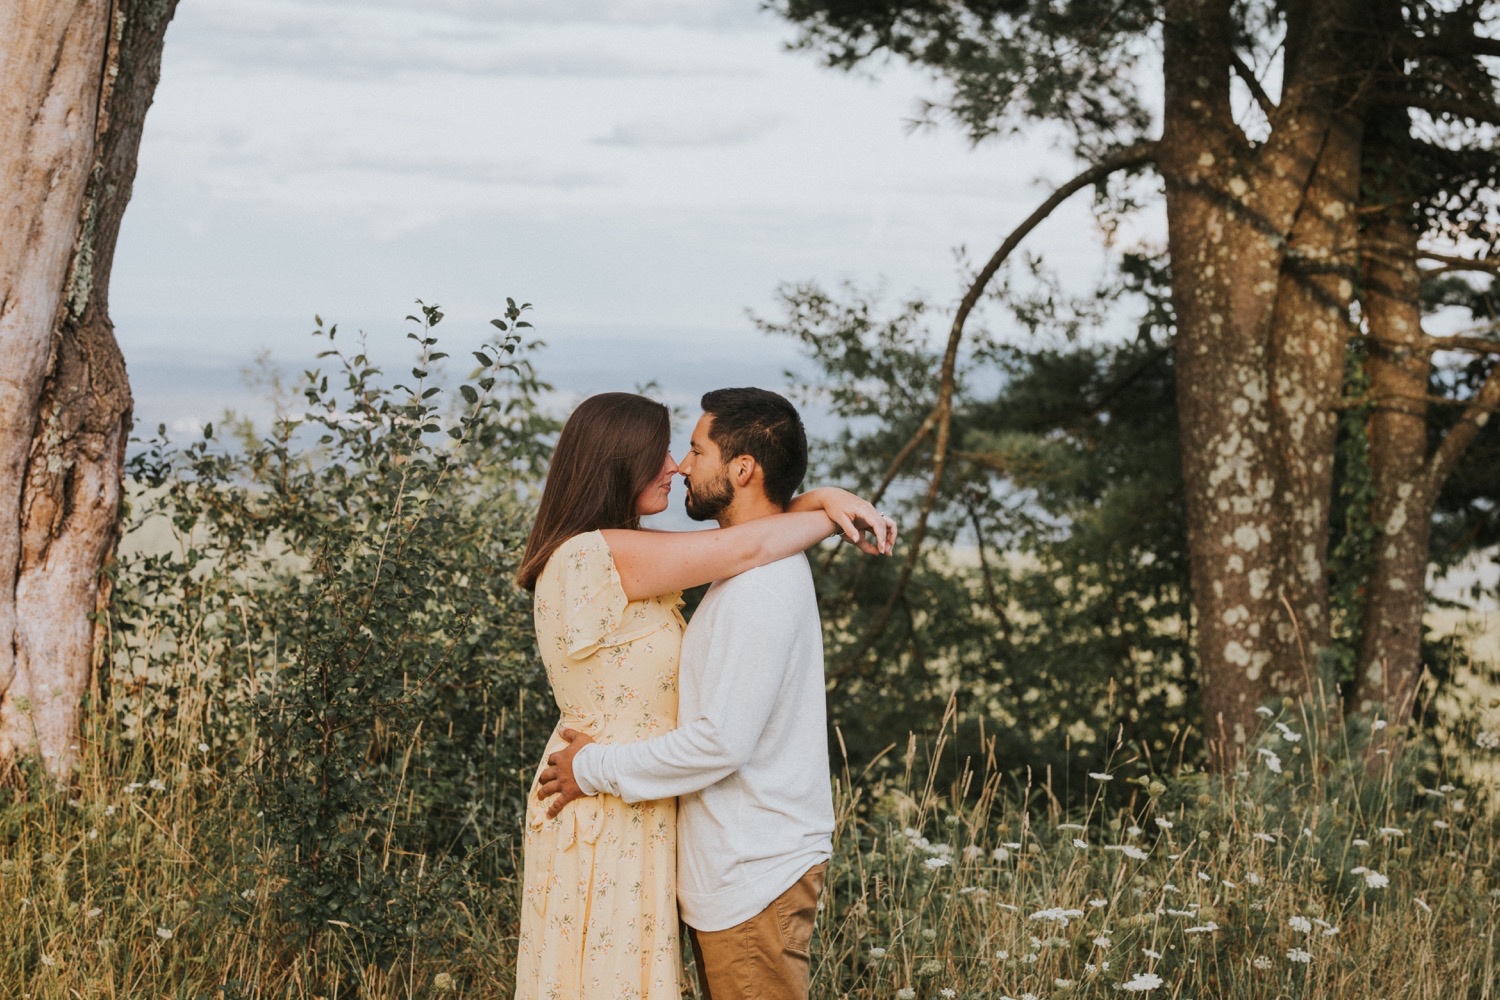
left=1072, top=838, right=1088, bottom=849
left=197, top=742, right=210, bottom=753
left=940, top=990, right=957, bottom=999
left=156, top=927, right=173, bottom=940
left=40, top=954, right=57, bottom=967
left=1054, top=978, right=1073, bottom=988
left=897, top=989, right=916, bottom=1000
left=1142, top=948, right=1162, bottom=959
left=147, top=778, right=167, bottom=792
left=992, top=846, right=1011, bottom=861
left=924, top=857, right=950, bottom=871
left=1090, top=771, right=1113, bottom=781
left=1274, top=722, right=1302, bottom=743
left=1222, top=878, right=1237, bottom=888
left=1246, top=872, right=1262, bottom=885
left=104, top=805, right=116, bottom=817
left=1059, top=823, right=1087, bottom=831
left=1004, top=841, right=1023, bottom=849
left=1085, top=963, right=1097, bottom=973
left=1378, top=827, right=1405, bottom=839
left=1372, top=718, right=1388, bottom=731
left=1289, top=915, right=1312, bottom=933
left=1106, top=844, right=1149, bottom=860
left=124, top=783, right=143, bottom=793
left=922, top=928, right=938, bottom=942
left=1477, top=731, right=1499, bottom=750
left=1196, top=871, right=1211, bottom=882
left=1253, top=831, right=1276, bottom=843
left=1286, top=947, right=1312, bottom=964
left=433, top=973, right=455, bottom=992
left=1154, top=817, right=1173, bottom=831
left=963, top=844, right=983, bottom=862
left=1030, top=907, right=1084, bottom=926
left=1433, top=819, right=1450, bottom=830
left=996, top=950, right=1009, bottom=960
left=1253, top=955, right=1273, bottom=970
left=1184, top=922, right=1219, bottom=934
left=1089, top=898, right=1108, bottom=908
left=86, top=907, right=103, bottom=919
left=1121, top=972, right=1164, bottom=992
left=870, top=947, right=887, bottom=958
left=918, top=959, right=943, bottom=977
left=1364, top=871, right=1390, bottom=889
left=1256, top=706, right=1275, bottom=718
left=1256, top=748, right=1283, bottom=773
left=1161, top=883, right=1178, bottom=893
left=1353, top=838, right=1370, bottom=847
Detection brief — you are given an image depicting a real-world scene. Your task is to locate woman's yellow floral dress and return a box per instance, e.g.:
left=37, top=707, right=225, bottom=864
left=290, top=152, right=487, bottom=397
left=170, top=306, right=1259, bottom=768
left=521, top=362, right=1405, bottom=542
left=516, top=530, right=685, bottom=1000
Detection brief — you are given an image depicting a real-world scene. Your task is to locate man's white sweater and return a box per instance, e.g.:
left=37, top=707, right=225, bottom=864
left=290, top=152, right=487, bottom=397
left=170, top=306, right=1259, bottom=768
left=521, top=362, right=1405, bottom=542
left=571, top=553, right=834, bottom=932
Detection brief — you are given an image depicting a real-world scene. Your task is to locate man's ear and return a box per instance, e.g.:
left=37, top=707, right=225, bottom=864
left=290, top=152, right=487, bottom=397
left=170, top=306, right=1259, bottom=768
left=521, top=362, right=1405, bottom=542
left=732, top=455, right=758, bottom=487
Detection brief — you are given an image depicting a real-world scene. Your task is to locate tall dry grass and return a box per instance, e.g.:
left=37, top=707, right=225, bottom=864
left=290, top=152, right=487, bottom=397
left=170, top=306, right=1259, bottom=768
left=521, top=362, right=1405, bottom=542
left=6, top=651, right=1498, bottom=998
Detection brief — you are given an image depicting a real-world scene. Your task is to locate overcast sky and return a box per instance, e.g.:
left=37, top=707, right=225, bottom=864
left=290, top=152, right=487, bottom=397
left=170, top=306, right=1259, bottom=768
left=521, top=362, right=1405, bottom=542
left=111, top=0, right=1139, bottom=438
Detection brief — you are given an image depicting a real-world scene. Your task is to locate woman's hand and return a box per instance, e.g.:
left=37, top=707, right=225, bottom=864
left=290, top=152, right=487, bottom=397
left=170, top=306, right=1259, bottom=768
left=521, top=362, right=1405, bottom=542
left=794, top=487, right=898, bottom=555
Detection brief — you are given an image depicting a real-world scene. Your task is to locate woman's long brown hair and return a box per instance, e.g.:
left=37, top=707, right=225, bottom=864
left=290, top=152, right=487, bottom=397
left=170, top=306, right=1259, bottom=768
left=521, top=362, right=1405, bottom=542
left=516, top=392, right=671, bottom=591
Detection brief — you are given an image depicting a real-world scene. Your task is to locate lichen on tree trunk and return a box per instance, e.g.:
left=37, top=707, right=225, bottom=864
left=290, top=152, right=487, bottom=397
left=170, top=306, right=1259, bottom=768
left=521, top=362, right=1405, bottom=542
left=0, top=0, right=178, bottom=776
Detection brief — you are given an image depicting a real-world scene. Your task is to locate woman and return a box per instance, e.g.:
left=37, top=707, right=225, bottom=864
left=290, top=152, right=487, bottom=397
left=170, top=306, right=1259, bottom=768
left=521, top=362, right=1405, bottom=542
left=512, top=392, right=889, bottom=1000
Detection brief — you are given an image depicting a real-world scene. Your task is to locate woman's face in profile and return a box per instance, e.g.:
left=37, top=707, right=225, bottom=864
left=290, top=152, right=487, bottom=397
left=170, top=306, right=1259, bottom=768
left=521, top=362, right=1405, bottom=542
left=634, top=451, right=679, bottom=518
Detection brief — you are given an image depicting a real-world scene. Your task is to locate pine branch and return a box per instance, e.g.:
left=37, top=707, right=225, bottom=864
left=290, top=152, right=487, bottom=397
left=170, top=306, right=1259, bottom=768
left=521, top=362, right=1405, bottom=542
left=1230, top=49, right=1276, bottom=119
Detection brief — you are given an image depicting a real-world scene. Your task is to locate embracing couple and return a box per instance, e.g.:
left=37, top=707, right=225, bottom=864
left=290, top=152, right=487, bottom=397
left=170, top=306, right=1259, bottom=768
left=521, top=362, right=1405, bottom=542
left=513, top=388, right=896, bottom=999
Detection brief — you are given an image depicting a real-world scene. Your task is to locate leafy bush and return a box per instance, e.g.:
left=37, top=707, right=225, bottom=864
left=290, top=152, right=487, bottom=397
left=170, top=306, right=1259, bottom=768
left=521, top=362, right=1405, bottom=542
left=112, top=301, right=558, bottom=972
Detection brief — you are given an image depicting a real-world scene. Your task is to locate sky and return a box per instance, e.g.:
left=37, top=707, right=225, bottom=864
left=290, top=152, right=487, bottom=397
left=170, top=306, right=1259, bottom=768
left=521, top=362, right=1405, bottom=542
left=110, top=0, right=1134, bottom=440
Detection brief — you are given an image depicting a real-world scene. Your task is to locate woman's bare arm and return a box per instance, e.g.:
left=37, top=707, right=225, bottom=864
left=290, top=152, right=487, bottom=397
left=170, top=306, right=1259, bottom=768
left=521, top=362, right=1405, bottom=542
left=602, top=490, right=895, bottom=601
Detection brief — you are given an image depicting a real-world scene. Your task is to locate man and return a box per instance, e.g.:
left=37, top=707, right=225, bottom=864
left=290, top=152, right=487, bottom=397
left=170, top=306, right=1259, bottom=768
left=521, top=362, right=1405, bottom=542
left=536, top=387, right=889, bottom=999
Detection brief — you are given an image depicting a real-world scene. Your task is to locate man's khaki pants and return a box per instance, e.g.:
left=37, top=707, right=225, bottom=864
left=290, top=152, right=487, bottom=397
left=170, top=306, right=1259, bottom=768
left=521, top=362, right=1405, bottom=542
left=688, top=862, right=828, bottom=1000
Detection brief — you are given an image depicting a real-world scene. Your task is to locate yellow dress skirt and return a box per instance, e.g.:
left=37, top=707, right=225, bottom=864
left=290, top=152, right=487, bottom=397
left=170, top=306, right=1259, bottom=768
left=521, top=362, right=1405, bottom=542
left=515, top=530, right=685, bottom=1000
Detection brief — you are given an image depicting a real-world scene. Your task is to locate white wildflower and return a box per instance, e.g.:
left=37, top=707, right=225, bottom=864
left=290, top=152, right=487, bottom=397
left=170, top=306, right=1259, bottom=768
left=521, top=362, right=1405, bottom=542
left=1089, top=898, right=1108, bottom=908
left=940, top=990, right=957, bottom=998
left=1059, top=823, right=1087, bottom=831
left=1432, top=820, right=1450, bottom=830
left=156, top=926, right=173, bottom=940
left=1372, top=719, right=1388, bottom=731
left=1253, top=832, right=1276, bottom=843
left=1255, top=706, right=1275, bottom=718
left=1289, top=916, right=1311, bottom=933
left=1142, top=948, right=1162, bottom=959
left=1256, top=747, right=1282, bottom=773
left=1090, top=772, right=1114, bottom=781
left=1184, top=922, right=1219, bottom=934
left=1286, top=947, right=1312, bottom=964
left=1378, top=827, right=1405, bottom=839
left=147, top=778, right=166, bottom=792
left=897, top=989, right=916, bottom=1000
left=1105, top=844, right=1149, bottom=860
left=1353, top=838, right=1370, bottom=847
left=1476, top=731, right=1498, bottom=750
left=1121, top=972, right=1163, bottom=992
left=1093, top=934, right=1112, bottom=948
left=870, top=947, right=887, bottom=959
left=1363, top=870, right=1390, bottom=889
left=1155, top=817, right=1173, bottom=830
left=1253, top=955, right=1273, bottom=970
left=992, top=846, right=1011, bottom=861
left=1246, top=872, right=1262, bottom=885
left=1274, top=722, right=1302, bottom=743
left=1072, top=838, right=1088, bottom=849
left=924, top=857, right=950, bottom=871
left=1029, top=907, right=1085, bottom=926
left=1196, top=871, right=1211, bottom=882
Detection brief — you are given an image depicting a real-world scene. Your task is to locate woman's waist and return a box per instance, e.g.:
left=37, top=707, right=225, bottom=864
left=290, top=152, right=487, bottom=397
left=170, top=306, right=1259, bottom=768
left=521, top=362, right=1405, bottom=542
left=549, top=706, right=675, bottom=744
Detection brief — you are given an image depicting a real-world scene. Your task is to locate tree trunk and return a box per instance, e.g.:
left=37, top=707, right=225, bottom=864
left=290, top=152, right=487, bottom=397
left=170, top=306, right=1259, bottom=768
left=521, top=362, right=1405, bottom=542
left=1353, top=165, right=1431, bottom=720
left=1162, top=0, right=1364, bottom=767
left=0, top=0, right=178, bottom=776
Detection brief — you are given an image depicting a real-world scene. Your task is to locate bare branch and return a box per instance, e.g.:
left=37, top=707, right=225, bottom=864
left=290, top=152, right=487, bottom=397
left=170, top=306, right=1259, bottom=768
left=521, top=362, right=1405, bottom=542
left=1426, top=333, right=1500, bottom=356
left=1230, top=50, right=1277, bottom=119
left=1420, top=251, right=1500, bottom=276
left=833, top=142, right=1160, bottom=676
left=1426, top=360, right=1500, bottom=491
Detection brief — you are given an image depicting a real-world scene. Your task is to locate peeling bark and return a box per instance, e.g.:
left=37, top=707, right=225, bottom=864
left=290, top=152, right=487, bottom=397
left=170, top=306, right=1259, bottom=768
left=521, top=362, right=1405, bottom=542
left=0, top=0, right=178, bottom=776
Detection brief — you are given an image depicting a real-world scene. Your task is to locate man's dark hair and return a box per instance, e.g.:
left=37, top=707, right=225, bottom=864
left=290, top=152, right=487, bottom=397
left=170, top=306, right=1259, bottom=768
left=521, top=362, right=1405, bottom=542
left=700, top=387, right=808, bottom=508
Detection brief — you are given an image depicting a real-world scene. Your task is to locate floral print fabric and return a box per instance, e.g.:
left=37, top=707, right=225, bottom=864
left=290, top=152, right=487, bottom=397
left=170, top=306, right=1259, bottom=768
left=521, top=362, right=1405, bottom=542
left=515, top=531, right=685, bottom=999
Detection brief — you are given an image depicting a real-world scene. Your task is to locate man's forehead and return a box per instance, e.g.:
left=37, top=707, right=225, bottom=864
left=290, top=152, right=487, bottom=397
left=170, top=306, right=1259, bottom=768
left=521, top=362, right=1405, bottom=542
left=690, top=413, right=715, bottom=443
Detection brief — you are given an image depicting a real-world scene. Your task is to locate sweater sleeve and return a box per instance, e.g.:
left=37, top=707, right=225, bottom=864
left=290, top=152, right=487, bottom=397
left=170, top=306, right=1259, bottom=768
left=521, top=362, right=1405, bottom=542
left=572, top=579, right=793, bottom=803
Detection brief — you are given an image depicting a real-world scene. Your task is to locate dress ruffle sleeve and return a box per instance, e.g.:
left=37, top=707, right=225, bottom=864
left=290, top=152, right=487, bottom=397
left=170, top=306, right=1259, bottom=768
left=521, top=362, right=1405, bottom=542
left=555, top=530, right=662, bottom=660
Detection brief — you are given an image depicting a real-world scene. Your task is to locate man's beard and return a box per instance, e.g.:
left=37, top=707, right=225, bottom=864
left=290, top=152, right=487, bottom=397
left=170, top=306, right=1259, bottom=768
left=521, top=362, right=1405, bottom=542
left=684, top=467, right=734, bottom=521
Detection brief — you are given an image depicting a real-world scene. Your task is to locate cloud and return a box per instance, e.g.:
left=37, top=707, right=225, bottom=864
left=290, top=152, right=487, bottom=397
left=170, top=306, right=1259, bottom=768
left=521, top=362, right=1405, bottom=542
left=595, top=116, right=780, bottom=148
left=296, top=0, right=765, bottom=33
left=171, top=2, right=764, bottom=81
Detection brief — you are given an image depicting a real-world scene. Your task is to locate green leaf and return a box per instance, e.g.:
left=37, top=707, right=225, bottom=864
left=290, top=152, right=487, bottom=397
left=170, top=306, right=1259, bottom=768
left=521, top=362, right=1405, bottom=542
left=460, top=385, right=479, bottom=404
